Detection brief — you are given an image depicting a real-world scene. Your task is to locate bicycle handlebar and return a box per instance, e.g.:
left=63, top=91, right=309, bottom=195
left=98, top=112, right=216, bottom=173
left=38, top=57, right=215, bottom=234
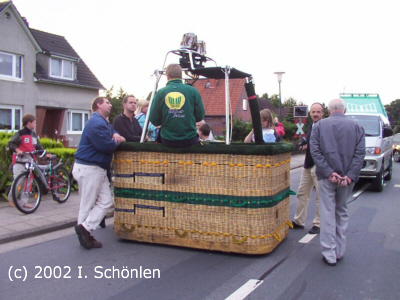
left=39, top=150, right=46, bottom=158
left=21, top=150, right=47, bottom=158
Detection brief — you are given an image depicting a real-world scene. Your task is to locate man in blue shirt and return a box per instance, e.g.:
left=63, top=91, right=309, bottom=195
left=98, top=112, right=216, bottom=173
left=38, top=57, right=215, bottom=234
left=73, top=97, right=125, bottom=250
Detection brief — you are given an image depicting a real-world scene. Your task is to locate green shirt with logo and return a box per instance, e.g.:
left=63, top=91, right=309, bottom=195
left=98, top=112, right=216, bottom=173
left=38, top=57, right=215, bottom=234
left=149, top=79, right=205, bottom=141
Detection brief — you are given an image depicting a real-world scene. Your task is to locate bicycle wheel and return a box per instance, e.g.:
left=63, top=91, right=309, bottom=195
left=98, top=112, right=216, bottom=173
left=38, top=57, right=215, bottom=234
left=12, top=171, right=42, bottom=214
left=51, top=167, right=71, bottom=203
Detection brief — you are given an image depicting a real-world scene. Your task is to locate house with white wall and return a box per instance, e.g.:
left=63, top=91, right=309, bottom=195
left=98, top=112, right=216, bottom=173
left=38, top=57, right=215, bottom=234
left=0, top=1, right=103, bottom=147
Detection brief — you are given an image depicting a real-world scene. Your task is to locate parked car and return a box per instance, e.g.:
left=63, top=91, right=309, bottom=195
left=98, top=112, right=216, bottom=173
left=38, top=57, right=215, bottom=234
left=393, top=133, right=400, bottom=162
left=346, top=113, right=393, bottom=192
left=341, top=93, right=393, bottom=192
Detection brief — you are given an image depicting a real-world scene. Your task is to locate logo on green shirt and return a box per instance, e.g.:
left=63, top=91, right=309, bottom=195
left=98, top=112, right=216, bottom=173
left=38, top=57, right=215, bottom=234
left=165, top=92, right=185, bottom=109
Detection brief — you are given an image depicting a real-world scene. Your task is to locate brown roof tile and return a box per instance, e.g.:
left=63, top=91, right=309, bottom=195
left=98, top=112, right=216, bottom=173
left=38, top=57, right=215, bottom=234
left=189, top=78, right=246, bottom=116
left=258, top=98, right=290, bottom=117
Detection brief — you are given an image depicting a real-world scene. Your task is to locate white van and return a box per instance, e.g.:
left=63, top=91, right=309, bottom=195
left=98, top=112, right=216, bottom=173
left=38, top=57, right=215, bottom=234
left=341, top=94, right=394, bottom=192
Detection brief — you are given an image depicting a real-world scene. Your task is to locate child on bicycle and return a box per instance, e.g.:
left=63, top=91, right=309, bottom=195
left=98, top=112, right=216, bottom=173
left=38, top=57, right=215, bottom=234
left=8, top=113, right=50, bottom=207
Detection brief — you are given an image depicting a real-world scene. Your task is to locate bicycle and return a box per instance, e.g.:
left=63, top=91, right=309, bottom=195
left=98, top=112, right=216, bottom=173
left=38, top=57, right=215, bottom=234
left=11, top=150, right=72, bottom=214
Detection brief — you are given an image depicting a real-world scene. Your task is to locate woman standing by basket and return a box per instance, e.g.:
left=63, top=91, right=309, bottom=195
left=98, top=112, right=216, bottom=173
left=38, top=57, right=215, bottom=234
left=135, top=99, right=159, bottom=141
left=245, top=109, right=283, bottom=143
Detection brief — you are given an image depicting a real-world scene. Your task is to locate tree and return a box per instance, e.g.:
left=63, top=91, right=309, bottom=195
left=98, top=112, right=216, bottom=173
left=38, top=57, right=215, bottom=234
left=116, top=87, right=127, bottom=100
left=322, top=102, right=329, bottom=119
left=281, top=120, right=298, bottom=140
left=385, top=99, right=400, bottom=126
left=109, top=98, right=123, bottom=124
left=229, top=117, right=253, bottom=142
left=105, top=85, right=114, bottom=99
left=282, top=97, right=297, bottom=108
left=281, top=97, right=299, bottom=123
left=269, top=94, right=280, bottom=108
left=105, top=86, right=126, bottom=124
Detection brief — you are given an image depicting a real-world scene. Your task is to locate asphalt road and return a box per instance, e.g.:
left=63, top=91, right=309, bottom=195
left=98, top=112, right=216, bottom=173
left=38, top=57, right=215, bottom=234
left=1, top=164, right=399, bottom=300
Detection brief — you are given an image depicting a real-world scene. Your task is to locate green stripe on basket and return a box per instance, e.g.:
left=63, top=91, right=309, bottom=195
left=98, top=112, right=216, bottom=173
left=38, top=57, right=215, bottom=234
left=114, top=187, right=296, bottom=208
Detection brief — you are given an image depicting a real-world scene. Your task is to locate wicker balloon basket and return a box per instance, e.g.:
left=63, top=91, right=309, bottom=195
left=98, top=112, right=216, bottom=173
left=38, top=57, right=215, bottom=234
left=113, top=143, right=294, bottom=254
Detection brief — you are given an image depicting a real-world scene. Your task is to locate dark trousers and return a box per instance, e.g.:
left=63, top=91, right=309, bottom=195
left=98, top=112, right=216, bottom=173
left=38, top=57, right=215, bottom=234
left=160, top=135, right=199, bottom=148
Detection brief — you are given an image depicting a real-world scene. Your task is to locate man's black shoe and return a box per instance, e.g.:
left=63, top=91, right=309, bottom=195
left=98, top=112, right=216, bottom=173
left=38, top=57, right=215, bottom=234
left=291, top=221, right=305, bottom=229
left=89, top=235, right=103, bottom=248
left=99, top=217, right=106, bottom=228
left=309, top=226, right=320, bottom=234
left=75, top=224, right=91, bottom=250
left=322, top=256, right=336, bottom=266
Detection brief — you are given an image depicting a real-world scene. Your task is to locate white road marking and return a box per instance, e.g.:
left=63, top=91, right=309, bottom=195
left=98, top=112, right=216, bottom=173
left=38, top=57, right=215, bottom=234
left=298, top=234, right=318, bottom=244
left=394, top=184, right=400, bottom=188
left=225, top=279, right=264, bottom=300
left=352, top=183, right=370, bottom=198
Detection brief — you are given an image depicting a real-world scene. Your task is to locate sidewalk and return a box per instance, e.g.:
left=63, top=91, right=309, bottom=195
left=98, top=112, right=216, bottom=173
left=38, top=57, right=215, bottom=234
left=0, top=154, right=305, bottom=245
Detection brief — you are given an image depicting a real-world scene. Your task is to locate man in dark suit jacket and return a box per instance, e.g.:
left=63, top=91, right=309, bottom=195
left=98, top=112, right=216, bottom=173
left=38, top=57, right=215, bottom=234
left=291, top=103, right=324, bottom=234
left=310, top=98, right=365, bottom=266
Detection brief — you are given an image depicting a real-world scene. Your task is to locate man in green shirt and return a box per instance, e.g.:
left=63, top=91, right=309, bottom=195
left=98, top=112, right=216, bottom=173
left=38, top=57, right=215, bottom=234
left=149, top=64, right=205, bottom=147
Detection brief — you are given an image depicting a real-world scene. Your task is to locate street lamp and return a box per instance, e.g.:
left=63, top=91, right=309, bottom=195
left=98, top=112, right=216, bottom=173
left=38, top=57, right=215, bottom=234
left=274, top=72, right=285, bottom=122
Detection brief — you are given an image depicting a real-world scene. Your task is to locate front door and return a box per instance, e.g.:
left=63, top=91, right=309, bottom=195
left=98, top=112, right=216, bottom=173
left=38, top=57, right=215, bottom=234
left=36, top=107, right=65, bottom=140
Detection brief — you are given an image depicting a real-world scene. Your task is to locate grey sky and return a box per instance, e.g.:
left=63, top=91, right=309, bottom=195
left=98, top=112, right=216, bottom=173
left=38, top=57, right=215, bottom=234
left=11, top=0, right=400, bottom=106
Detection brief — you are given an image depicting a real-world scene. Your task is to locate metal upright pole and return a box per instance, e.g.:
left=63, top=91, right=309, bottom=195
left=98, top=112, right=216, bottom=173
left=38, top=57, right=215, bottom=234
left=223, top=66, right=231, bottom=145
left=141, top=70, right=162, bottom=143
left=274, top=72, right=285, bottom=122
left=279, top=81, right=282, bottom=122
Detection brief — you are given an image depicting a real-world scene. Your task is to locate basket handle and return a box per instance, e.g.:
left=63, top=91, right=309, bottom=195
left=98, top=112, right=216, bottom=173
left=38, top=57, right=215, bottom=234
left=231, top=200, right=248, bottom=207
left=232, top=235, right=248, bottom=244
left=272, top=232, right=281, bottom=242
left=175, top=229, right=188, bottom=238
left=171, top=196, right=187, bottom=202
left=121, top=223, right=136, bottom=232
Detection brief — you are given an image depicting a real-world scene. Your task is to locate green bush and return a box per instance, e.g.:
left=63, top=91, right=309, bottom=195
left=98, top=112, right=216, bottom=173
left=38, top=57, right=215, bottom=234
left=0, top=138, right=11, bottom=150
left=0, top=132, right=14, bottom=139
left=0, top=138, right=13, bottom=198
left=48, top=147, right=76, bottom=158
left=214, top=135, right=225, bottom=141
left=39, top=138, right=63, bottom=149
left=230, top=118, right=253, bottom=142
left=281, top=121, right=299, bottom=141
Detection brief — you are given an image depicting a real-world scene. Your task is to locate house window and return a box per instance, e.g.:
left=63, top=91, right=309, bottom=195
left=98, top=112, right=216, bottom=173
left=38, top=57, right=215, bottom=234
left=243, top=99, right=248, bottom=111
left=0, top=51, right=23, bottom=81
left=50, top=57, right=74, bottom=80
left=67, top=110, right=89, bottom=133
left=0, top=105, right=22, bottom=131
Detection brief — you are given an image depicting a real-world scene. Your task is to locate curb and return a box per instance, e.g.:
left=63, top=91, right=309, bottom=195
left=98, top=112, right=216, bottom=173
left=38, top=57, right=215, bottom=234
left=291, top=165, right=303, bottom=170
left=0, top=220, right=76, bottom=245
left=0, top=213, right=114, bottom=245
